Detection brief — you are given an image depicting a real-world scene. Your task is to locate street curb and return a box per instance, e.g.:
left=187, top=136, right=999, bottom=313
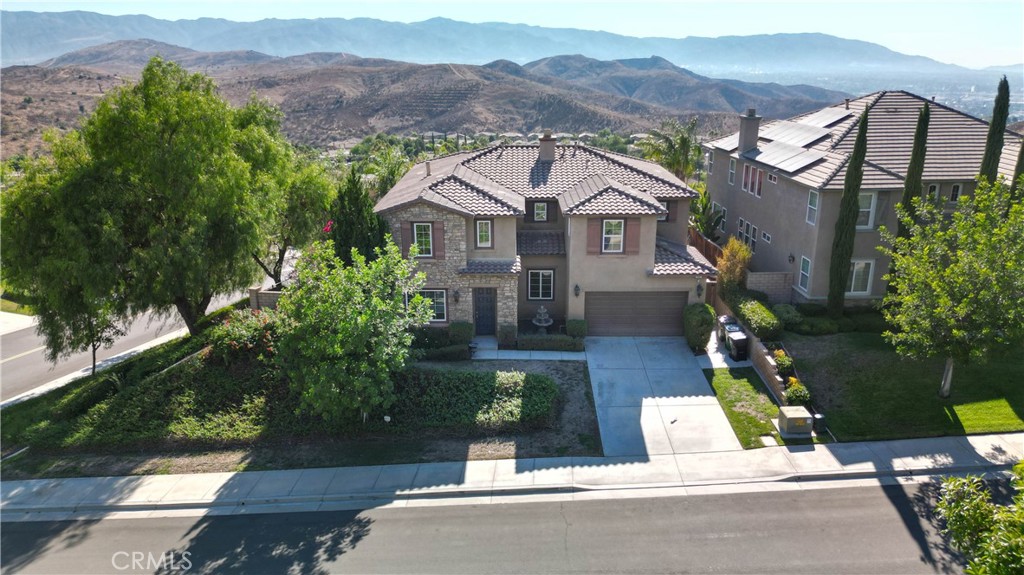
left=2, top=462, right=1014, bottom=517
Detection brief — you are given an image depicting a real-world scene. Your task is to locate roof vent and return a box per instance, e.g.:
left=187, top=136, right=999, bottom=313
left=539, top=128, right=556, bottom=161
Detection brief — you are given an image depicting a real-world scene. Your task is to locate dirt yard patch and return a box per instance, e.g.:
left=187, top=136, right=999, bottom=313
left=2, top=360, right=600, bottom=480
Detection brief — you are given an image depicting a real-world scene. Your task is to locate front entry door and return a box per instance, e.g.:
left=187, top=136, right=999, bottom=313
left=473, top=288, right=497, bottom=335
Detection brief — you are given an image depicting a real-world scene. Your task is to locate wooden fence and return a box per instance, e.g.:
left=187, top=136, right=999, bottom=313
left=688, top=227, right=723, bottom=266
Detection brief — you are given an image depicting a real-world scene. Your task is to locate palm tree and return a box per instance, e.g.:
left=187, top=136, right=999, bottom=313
left=688, top=181, right=724, bottom=242
left=638, top=118, right=702, bottom=182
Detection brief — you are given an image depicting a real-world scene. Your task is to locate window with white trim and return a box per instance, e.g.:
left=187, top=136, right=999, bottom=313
left=528, top=270, right=554, bottom=300
left=413, top=222, right=433, bottom=257
left=761, top=230, right=772, bottom=244
left=602, top=219, right=624, bottom=253
left=533, top=202, right=548, bottom=222
left=927, top=183, right=940, bottom=200
left=475, top=220, right=492, bottom=248
left=752, top=168, right=763, bottom=197
left=713, top=202, right=727, bottom=232
left=767, top=173, right=778, bottom=184
left=728, top=159, right=736, bottom=185
left=738, top=218, right=756, bottom=253
left=799, top=257, right=811, bottom=291
left=419, top=289, right=447, bottom=322
left=719, top=206, right=727, bottom=232
left=806, top=190, right=819, bottom=225
left=950, top=183, right=962, bottom=202
left=856, top=192, right=877, bottom=229
left=708, top=150, right=714, bottom=174
left=847, top=260, right=873, bottom=294
left=657, top=200, right=669, bottom=222
left=742, top=164, right=751, bottom=192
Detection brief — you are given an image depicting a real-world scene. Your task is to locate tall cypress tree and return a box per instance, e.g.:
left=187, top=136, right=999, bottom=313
left=1011, top=137, right=1024, bottom=201
left=828, top=110, right=869, bottom=318
left=898, top=103, right=930, bottom=238
left=979, top=75, right=1009, bottom=183
left=332, top=163, right=386, bottom=266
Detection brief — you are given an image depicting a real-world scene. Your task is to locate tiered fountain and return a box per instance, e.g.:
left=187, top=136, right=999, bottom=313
left=531, top=306, right=554, bottom=335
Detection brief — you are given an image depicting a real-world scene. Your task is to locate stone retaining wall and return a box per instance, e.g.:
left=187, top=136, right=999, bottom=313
left=713, top=293, right=787, bottom=405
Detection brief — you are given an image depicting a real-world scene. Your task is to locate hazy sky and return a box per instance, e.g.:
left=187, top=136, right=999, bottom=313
left=6, top=0, right=1023, bottom=68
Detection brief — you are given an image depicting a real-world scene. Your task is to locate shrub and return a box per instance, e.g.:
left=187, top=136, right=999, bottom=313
left=785, top=378, right=812, bottom=406
left=517, top=334, right=584, bottom=351
left=420, top=344, right=473, bottom=361
left=795, top=303, right=828, bottom=317
left=736, top=299, right=782, bottom=340
left=207, top=308, right=279, bottom=365
left=411, top=325, right=451, bottom=349
left=745, top=289, right=772, bottom=304
left=791, top=316, right=839, bottom=336
left=848, top=311, right=889, bottom=333
left=718, top=237, right=752, bottom=289
left=772, top=304, right=803, bottom=329
left=683, top=303, right=715, bottom=352
left=51, top=374, right=118, bottom=421
left=773, top=350, right=794, bottom=377
left=566, top=319, right=588, bottom=339
left=836, top=316, right=857, bottom=332
left=497, top=324, right=517, bottom=347
left=449, top=321, right=475, bottom=345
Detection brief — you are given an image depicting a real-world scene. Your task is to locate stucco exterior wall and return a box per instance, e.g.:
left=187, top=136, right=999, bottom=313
left=466, top=216, right=518, bottom=259
left=519, top=255, right=568, bottom=322
left=654, top=199, right=691, bottom=244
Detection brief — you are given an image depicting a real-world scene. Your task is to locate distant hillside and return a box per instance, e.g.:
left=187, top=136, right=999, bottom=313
left=2, top=40, right=849, bottom=158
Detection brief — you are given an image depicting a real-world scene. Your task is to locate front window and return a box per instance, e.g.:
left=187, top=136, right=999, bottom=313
left=413, top=222, right=433, bottom=257
left=928, top=183, right=940, bottom=200
left=419, top=289, right=447, bottom=321
left=799, top=257, right=811, bottom=291
left=533, top=202, right=548, bottom=222
left=847, top=260, right=873, bottom=294
left=476, top=220, right=492, bottom=248
left=950, top=183, right=962, bottom=202
left=806, top=190, right=819, bottom=225
left=602, top=219, right=624, bottom=253
left=856, top=192, right=876, bottom=229
left=657, top=200, right=670, bottom=222
left=728, top=159, right=736, bottom=185
left=528, top=270, right=554, bottom=300
left=753, top=168, right=763, bottom=197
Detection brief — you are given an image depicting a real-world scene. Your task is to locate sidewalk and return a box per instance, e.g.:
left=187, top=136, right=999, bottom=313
left=3, top=432, right=1020, bottom=521
left=0, top=311, right=36, bottom=336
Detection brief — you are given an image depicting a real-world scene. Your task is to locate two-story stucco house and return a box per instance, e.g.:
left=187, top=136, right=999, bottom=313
left=373, top=131, right=716, bottom=336
left=703, top=90, right=1022, bottom=304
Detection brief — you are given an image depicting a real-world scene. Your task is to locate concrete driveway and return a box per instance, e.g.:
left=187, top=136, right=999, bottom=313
left=586, top=337, right=742, bottom=457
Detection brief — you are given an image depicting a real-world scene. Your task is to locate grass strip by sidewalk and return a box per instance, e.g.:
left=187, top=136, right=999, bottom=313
left=703, top=367, right=780, bottom=449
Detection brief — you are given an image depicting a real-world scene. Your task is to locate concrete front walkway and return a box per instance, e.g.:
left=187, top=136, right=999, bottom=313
left=585, top=337, right=742, bottom=457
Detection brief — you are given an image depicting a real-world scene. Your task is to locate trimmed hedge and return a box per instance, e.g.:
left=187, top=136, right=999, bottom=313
left=736, top=299, right=782, bottom=340
left=449, top=321, right=475, bottom=345
left=420, top=344, right=473, bottom=361
left=683, top=303, right=715, bottom=352
left=791, top=316, right=839, bottom=335
left=497, top=324, right=517, bottom=347
left=771, top=304, right=803, bottom=329
left=517, top=334, right=584, bottom=352
left=566, top=319, right=588, bottom=339
left=411, top=325, right=452, bottom=349
left=795, top=303, right=827, bottom=317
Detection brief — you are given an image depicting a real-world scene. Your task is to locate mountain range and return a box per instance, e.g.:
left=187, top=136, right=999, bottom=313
left=1, top=39, right=849, bottom=158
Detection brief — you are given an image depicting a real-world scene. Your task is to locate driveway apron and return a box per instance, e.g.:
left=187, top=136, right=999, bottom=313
left=586, top=337, right=742, bottom=457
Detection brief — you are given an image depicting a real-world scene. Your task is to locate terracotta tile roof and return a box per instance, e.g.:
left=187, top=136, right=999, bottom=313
left=458, top=257, right=522, bottom=275
left=517, top=230, right=566, bottom=255
left=558, top=174, right=667, bottom=216
left=376, top=142, right=694, bottom=216
left=651, top=239, right=717, bottom=276
left=706, top=90, right=1023, bottom=191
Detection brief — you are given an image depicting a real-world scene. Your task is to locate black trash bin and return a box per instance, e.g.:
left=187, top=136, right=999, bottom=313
left=727, top=330, right=748, bottom=361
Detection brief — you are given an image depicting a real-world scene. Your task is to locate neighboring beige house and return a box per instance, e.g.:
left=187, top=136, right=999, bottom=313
left=704, top=90, right=1022, bottom=304
left=374, top=131, right=716, bottom=336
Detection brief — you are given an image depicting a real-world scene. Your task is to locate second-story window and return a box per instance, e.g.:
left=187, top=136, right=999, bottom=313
left=534, top=202, right=548, bottom=222
left=602, top=219, right=624, bottom=253
left=728, top=159, right=736, bottom=185
left=476, top=220, right=492, bottom=248
left=856, top=192, right=876, bottom=229
left=708, top=150, right=714, bottom=174
left=413, top=222, right=433, bottom=257
left=806, top=190, right=819, bottom=225
left=950, top=183, right=962, bottom=202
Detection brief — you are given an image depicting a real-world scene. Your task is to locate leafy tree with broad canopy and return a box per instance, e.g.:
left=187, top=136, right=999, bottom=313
left=274, top=240, right=432, bottom=423
left=1, top=131, right=131, bottom=374
left=935, top=462, right=1024, bottom=574
left=879, top=177, right=1024, bottom=398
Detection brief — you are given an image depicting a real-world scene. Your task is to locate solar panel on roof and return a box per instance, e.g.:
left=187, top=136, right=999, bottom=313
left=798, top=108, right=853, bottom=128
left=746, top=141, right=805, bottom=166
left=774, top=150, right=826, bottom=173
left=760, top=121, right=830, bottom=147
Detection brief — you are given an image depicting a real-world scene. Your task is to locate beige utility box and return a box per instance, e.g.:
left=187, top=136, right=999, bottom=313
left=778, top=406, right=813, bottom=435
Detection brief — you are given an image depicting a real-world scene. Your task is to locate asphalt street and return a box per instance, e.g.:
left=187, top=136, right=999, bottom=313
left=0, top=294, right=244, bottom=401
left=1, top=482, right=965, bottom=574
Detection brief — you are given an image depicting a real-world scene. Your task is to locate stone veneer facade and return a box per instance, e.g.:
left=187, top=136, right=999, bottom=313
left=384, top=202, right=518, bottom=332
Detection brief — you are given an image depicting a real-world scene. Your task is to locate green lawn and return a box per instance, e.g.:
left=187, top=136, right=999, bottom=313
left=785, top=332, right=1024, bottom=441
left=703, top=367, right=780, bottom=449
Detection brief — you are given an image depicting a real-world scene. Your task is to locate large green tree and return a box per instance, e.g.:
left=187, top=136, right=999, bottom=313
left=688, top=182, right=724, bottom=242
left=827, top=111, right=869, bottom=318
left=879, top=178, right=1024, bottom=398
left=364, top=142, right=411, bottom=199
left=2, top=131, right=132, bottom=374
left=274, top=240, right=432, bottom=423
left=898, top=103, right=930, bottom=238
left=1012, top=139, right=1024, bottom=200
left=331, top=163, right=387, bottom=266
left=638, top=119, right=702, bottom=182
left=979, top=76, right=1010, bottom=183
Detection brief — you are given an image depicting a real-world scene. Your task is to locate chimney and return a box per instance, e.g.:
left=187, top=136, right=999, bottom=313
left=539, top=128, right=556, bottom=161
left=738, top=109, right=761, bottom=153
left=845, top=98, right=850, bottom=110
left=425, top=161, right=431, bottom=176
